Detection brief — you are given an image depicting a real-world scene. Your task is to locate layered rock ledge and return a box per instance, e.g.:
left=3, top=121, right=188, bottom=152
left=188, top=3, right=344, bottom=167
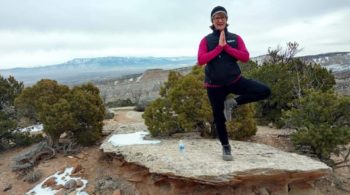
left=101, top=132, right=330, bottom=195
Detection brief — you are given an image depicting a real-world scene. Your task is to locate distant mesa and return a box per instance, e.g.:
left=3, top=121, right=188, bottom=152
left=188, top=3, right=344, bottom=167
left=1, top=53, right=349, bottom=89
left=0, top=56, right=196, bottom=86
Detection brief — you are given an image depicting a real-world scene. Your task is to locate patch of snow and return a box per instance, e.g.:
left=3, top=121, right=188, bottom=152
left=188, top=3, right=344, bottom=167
left=108, top=131, right=160, bottom=146
left=114, top=80, right=119, bottom=85
left=129, top=78, right=134, bottom=82
left=136, top=75, right=143, bottom=82
left=324, top=64, right=350, bottom=72
left=26, top=167, right=88, bottom=195
left=19, top=124, right=43, bottom=133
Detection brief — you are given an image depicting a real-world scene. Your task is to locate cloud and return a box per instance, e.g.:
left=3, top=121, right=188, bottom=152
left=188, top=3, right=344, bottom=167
left=261, top=8, right=350, bottom=54
left=0, top=0, right=209, bottom=32
left=0, top=0, right=349, bottom=68
left=0, top=30, right=200, bottom=69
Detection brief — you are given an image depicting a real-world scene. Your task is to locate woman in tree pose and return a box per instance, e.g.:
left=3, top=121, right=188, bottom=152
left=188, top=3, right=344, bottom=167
left=197, top=6, right=271, bottom=161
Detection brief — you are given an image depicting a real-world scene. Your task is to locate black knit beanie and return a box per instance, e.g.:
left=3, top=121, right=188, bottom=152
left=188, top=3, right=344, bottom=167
left=211, top=6, right=227, bottom=21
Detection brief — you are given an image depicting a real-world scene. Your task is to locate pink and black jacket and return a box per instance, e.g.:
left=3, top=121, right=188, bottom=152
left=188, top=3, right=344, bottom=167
left=197, top=28, right=250, bottom=87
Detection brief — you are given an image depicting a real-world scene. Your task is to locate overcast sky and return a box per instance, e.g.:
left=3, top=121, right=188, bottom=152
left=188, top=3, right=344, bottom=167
left=0, top=0, right=349, bottom=69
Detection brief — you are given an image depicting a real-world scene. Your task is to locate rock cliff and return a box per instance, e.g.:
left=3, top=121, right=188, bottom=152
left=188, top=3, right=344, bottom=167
left=96, top=67, right=192, bottom=103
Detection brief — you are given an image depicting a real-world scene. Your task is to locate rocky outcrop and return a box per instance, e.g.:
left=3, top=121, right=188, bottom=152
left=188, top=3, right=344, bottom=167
left=335, top=78, right=350, bottom=95
left=101, top=134, right=330, bottom=194
left=98, top=53, right=350, bottom=103
left=96, top=67, right=192, bottom=103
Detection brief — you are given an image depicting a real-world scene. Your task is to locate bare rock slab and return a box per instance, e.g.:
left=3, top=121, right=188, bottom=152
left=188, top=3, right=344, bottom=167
left=101, top=137, right=330, bottom=194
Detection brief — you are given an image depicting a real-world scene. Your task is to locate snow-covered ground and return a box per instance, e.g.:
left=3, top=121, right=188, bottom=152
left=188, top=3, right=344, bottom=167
left=108, top=131, right=160, bottom=146
left=19, top=124, right=43, bottom=133
left=324, top=64, right=350, bottom=72
left=26, top=167, right=88, bottom=195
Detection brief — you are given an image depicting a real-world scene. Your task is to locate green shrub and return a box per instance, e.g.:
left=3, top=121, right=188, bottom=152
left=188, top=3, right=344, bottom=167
left=245, top=43, right=335, bottom=126
left=143, top=66, right=257, bottom=139
left=134, top=98, right=153, bottom=112
left=15, top=80, right=105, bottom=146
left=227, top=104, right=257, bottom=140
left=105, top=99, right=134, bottom=108
left=104, top=110, right=115, bottom=120
left=143, top=98, right=180, bottom=136
left=68, top=83, right=105, bottom=146
left=11, top=131, right=44, bottom=147
left=167, top=72, right=212, bottom=134
left=0, top=75, right=34, bottom=150
left=15, top=79, right=70, bottom=122
left=283, top=90, right=350, bottom=161
left=39, top=98, right=76, bottom=144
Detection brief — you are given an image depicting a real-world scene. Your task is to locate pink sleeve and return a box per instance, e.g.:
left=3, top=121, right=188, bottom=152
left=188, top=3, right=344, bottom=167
left=223, top=35, right=250, bottom=63
left=197, top=37, right=224, bottom=66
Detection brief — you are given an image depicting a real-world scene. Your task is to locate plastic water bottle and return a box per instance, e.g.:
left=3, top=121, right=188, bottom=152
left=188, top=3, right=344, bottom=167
left=179, top=140, right=185, bottom=154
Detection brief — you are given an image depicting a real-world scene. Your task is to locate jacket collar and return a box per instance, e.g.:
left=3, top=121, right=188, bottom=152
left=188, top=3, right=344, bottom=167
left=212, top=28, right=228, bottom=37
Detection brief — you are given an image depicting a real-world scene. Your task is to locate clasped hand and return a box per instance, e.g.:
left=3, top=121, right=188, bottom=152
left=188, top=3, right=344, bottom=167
left=219, top=30, right=226, bottom=47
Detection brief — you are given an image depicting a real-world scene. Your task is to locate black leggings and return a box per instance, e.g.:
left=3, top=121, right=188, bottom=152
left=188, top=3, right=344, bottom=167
left=207, top=76, right=271, bottom=145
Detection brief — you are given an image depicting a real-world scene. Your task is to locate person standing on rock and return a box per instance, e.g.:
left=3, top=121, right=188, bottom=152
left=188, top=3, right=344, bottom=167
left=197, top=6, right=271, bottom=161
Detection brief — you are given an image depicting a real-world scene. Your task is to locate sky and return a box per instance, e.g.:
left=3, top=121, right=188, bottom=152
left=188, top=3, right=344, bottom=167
left=0, top=0, right=349, bottom=69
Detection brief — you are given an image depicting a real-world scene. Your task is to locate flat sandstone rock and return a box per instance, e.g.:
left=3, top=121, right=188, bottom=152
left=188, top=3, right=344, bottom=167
left=100, top=137, right=330, bottom=185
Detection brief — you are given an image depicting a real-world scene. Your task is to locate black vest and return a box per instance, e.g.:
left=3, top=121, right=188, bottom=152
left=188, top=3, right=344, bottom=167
left=205, top=29, right=241, bottom=85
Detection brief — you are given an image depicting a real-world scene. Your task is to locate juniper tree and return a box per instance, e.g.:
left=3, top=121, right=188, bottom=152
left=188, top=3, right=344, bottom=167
left=283, top=90, right=350, bottom=164
left=245, top=42, right=335, bottom=126
left=0, top=75, right=24, bottom=150
left=143, top=66, right=257, bottom=139
left=15, top=80, right=105, bottom=146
